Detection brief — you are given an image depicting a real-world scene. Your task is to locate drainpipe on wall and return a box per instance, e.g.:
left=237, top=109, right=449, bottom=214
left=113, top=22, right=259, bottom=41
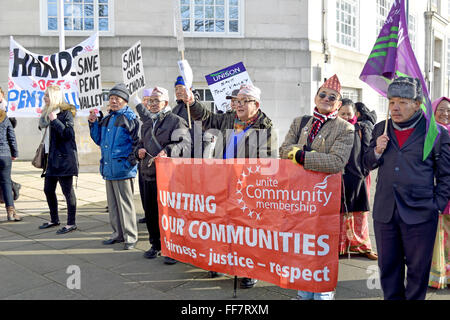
left=424, top=0, right=433, bottom=94
left=322, top=0, right=331, bottom=80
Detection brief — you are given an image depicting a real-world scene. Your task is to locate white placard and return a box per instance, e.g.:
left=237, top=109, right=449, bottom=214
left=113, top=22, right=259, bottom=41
left=122, top=41, right=146, bottom=96
left=75, top=49, right=103, bottom=115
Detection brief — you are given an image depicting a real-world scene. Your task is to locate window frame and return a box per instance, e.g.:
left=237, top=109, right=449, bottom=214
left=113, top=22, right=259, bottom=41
left=178, top=0, right=245, bottom=38
left=194, top=87, right=217, bottom=113
left=334, top=0, right=360, bottom=51
left=341, top=87, right=361, bottom=104
left=376, top=0, right=393, bottom=36
left=447, top=37, right=450, bottom=77
left=408, top=13, right=416, bottom=51
left=40, top=0, right=115, bottom=36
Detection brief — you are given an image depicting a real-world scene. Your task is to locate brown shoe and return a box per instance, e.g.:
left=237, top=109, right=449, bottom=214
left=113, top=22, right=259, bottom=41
left=6, top=206, right=22, bottom=222
left=365, top=252, right=378, bottom=260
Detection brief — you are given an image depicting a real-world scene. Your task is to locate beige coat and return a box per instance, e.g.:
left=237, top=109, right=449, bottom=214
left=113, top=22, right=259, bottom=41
left=279, top=116, right=354, bottom=173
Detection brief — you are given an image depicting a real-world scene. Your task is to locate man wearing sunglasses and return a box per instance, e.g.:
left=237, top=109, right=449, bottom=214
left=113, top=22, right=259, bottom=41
left=279, top=75, right=355, bottom=300
left=182, top=84, right=277, bottom=289
left=134, top=87, right=191, bottom=264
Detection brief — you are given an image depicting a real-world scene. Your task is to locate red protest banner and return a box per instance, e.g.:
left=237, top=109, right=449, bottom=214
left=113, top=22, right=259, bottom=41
left=156, top=158, right=341, bottom=292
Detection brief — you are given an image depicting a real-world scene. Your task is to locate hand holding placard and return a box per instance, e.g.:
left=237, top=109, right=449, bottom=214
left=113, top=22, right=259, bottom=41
left=178, top=59, right=194, bottom=129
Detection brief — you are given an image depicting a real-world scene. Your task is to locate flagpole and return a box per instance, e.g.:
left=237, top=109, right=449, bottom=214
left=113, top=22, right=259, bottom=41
left=58, top=0, right=65, bottom=51
left=384, top=112, right=389, bottom=135
left=173, top=0, right=191, bottom=129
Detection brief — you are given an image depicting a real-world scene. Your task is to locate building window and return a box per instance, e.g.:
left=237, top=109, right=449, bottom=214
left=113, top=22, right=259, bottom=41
left=42, top=0, right=114, bottom=35
left=195, top=88, right=216, bottom=112
left=408, top=14, right=416, bottom=50
left=180, top=0, right=243, bottom=37
left=336, top=0, right=358, bottom=49
left=378, top=95, right=388, bottom=116
left=448, top=38, right=450, bottom=77
left=341, top=87, right=361, bottom=103
left=431, top=0, right=439, bottom=9
left=376, top=0, right=393, bottom=35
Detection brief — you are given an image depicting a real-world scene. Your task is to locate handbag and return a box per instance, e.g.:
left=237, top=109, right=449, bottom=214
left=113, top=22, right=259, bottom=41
left=32, top=127, right=47, bottom=169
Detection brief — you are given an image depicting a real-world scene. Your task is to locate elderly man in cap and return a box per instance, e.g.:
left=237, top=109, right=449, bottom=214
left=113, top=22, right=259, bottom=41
left=182, top=83, right=277, bottom=288
left=280, top=75, right=355, bottom=300
left=135, top=87, right=190, bottom=264
left=89, top=83, right=140, bottom=250
left=364, top=77, right=450, bottom=300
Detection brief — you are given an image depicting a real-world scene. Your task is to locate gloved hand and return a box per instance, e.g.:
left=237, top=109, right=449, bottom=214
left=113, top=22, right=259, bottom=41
left=287, top=147, right=301, bottom=165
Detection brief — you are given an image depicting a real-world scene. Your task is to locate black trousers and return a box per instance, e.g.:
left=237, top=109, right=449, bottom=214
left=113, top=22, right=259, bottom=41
left=44, top=176, right=77, bottom=225
left=142, top=180, right=160, bottom=250
left=374, top=208, right=438, bottom=300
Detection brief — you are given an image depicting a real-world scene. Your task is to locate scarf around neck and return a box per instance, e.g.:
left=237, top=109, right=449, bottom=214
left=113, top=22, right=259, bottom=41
left=234, top=111, right=260, bottom=133
left=348, top=115, right=358, bottom=125
left=392, top=109, right=423, bottom=131
left=309, top=108, right=339, bottom=143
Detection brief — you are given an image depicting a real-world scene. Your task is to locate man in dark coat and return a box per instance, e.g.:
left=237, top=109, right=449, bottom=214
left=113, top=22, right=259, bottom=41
left=135, top=87, right=191, bottom=264
left=172, top=76, right=214, bottom=158
left=183, top=84, right=277, bottom=289
left=364, top=77, right=450, bottom=300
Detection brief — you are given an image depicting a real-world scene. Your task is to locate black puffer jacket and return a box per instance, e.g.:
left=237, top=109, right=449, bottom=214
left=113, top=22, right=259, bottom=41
left=355, top=102, right=377, bottom=129
left=0, top=110, right=18, bottom=158
left=342, top=122, right=372, bottom=212
left=42, top=104, right=79, bottom=177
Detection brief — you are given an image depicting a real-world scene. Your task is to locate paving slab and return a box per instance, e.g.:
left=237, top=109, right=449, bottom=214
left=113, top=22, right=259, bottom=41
left=0, top=162, right=447, bottom=301
left=0, top=256, right=52, bottom=299
left=44, top=262, right=142, bottom=300
left=3, top=283, right=88, bottom=300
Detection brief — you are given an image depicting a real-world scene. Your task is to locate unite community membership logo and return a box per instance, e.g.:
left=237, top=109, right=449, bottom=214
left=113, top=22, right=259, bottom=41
left=236, top=165, right=334, bottom=220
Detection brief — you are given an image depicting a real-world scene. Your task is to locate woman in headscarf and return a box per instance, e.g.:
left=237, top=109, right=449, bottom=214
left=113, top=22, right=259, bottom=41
left=338, top=99, right=377, bottom=260
left=429, top=96, right=450, bottom=289
left=38, top=85, right=79, bottom=234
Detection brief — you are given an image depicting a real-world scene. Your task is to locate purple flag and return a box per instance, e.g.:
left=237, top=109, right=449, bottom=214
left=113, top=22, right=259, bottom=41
left=360, top=0, right=439, bottom=160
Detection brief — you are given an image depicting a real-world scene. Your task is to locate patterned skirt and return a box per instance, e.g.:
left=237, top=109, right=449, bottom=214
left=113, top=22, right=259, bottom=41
left=428, top=214, right=450, bottom=289
left=339, top=211, right=373, bottom=255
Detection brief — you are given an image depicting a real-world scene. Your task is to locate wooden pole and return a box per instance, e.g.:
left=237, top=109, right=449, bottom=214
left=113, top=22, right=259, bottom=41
left=384, top=110, right=389, bottom=135
left=181, top=51, right=192, bottom=129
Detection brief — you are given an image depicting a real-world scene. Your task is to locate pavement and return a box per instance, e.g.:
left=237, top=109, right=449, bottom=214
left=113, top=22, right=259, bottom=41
left=0, top=161, right=448, bottom=301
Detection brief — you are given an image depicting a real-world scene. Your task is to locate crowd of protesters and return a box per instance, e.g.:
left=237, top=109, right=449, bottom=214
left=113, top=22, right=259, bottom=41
left=0, top=73, right=449, bottom=300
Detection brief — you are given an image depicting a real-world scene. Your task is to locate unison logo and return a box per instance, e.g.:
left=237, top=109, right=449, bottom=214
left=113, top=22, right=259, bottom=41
left=211, top=67, right=242, bottom=82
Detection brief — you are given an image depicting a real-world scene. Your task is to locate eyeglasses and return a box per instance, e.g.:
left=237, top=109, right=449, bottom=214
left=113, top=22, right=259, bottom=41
left=236, top=100, right=256, bottom=106
left=149, top=99, right=163, bottom=105
left=318, top=92, right=338, bottom=102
